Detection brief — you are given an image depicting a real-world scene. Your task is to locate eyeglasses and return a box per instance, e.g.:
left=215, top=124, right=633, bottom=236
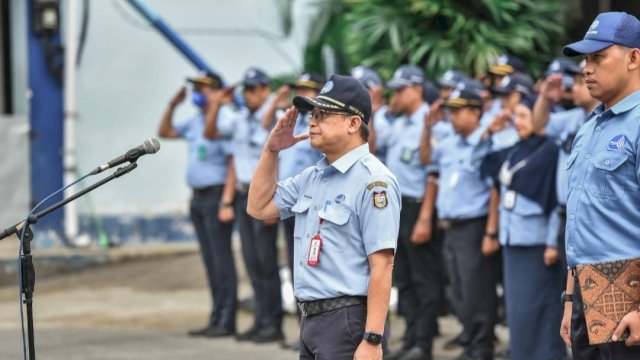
left=309, top=109, right=352, bottom=122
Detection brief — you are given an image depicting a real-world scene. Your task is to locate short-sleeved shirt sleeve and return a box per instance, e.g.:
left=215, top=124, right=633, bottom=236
left=174, top=116, right=195, bottom=138
left=427, top=142, right=443, bottom=175
left=359, top=174, right=401, bottom=255
left=273, top=167, right=313, bottom=220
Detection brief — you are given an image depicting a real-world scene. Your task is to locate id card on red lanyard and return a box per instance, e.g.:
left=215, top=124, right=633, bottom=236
left=307, top=219, right=323, bottom=266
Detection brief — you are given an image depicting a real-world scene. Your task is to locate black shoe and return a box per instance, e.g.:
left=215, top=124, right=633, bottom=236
left=204, top=326, right=235, bottom=338
left=253, top=326, right=284, bottom=344
left=188, top=325, right=214, bottom=337
left=398, top=346, right=431, bottom=360
left=280, top=337, right=300, bottom=351
left=235, top=325, right=260, bottom=341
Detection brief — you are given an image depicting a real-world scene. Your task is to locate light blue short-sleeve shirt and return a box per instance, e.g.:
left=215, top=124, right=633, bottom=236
left=565, top=91, right=640, bottom=267
left=231, top=98, right=273, bottom=184
left=273, top=144, right=401, bottom=301
left=430, top=126, right=492, bottom=219
left=174, top=113, right=230, bottom=188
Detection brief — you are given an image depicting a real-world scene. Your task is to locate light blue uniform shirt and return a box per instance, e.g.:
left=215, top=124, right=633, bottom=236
left=565, top=91, right=640, bottom=267
left=372, top=106, right=392, bottom=161
left=228, top=98, right=273, bottom=184
left=175, top=112, right=230, bottom=188
left=430, top=126, right=492, bottom=219
left=499, top=186, right=559, bottom=247
left=544, top=107, right=587, bottom=205
left=273, top=144, right=401, bottom=302
left=278, top=113, right=322, bottom=180
left=383, top=103, right=452, bottom=198
left=480, top=99, right=520, bottom=150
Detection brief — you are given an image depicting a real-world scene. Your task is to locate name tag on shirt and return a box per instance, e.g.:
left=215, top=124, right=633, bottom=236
left=449, top=171, right=460, bottom=189
left=400, top=148, right=414, bottom=163
left=503, top=190, right=516, bottom=210
left=307, top=235, right=322, bottom=266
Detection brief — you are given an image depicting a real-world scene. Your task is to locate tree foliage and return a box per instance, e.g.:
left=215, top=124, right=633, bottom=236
left=303, top=0, right=566, bottom=80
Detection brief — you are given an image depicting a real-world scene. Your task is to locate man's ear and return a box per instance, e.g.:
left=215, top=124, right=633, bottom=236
left=627, top=48, right=640, bottom=71
left=348, top=116, right=362, bottom=134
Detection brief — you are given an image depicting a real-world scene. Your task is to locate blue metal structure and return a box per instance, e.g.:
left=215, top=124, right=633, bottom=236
left=27, top=0, right=64, bottom=233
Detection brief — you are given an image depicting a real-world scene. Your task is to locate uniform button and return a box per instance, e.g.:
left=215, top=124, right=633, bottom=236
left=570, top=214, right=575, bottom=220
left=586, top=153, right=591, bottom=159
left=577, top=184, right=582, bottom=189
left=605, top=160, right=610, bottom=165
left=595, top=126, right=601, bottom=131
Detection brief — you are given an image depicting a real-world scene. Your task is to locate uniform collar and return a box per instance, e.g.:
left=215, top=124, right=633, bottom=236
left=316, top=143, right=370, bottom=174
left=249, top=95, right=274, bottom=120
left=462, top=125, right=484, bottom=146
left=402, top=103, right=428, bottom=125
left=592, top=90, right=640, bottom=117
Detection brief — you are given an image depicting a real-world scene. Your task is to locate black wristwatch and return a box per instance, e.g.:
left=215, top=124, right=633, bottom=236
left=363, top=332, right=383, bottom=345
left=561, top=290, right=573, bottom=303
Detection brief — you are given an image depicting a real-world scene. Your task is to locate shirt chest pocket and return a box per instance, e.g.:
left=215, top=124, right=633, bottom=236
left=318, top=205, right=351, bottom=253
left=291, top=199, right=312, bottom=239
left=588, top=152, right=630, bottom=200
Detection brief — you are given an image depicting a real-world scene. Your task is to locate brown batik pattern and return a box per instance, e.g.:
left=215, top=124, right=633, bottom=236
left=576, top=258, right=640, bottom=344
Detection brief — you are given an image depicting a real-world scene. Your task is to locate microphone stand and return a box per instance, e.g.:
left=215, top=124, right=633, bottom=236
left=0, top=162, right=138, bottom=360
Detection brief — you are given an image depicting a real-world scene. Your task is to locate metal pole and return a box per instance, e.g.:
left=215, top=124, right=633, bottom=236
left=63, top=0, right=80, bottom=245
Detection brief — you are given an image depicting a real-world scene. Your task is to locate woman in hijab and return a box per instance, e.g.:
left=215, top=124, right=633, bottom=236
left=484, top=97, right=567, bottom=360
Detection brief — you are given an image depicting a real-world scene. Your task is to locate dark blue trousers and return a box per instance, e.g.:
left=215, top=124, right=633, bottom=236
left=235, top=191, right=282, bottom=329
left=190, top=185, right=236, bottom=330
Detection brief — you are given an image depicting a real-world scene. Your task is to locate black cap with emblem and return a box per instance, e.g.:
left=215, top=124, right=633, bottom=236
left=444, top=88, right=483, bottom=109
left=293, top=74, right=372, bottom=124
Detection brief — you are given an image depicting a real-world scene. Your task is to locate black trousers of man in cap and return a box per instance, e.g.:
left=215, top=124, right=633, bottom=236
left=235, top=188, right=283, bottom=342
left=390, top=197, right=443, bottom=359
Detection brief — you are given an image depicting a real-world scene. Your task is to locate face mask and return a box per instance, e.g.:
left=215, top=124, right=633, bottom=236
left=192, top=91, right=207, bottom=108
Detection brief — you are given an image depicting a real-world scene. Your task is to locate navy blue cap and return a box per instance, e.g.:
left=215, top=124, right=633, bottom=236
left=293, top=74, right=372, bottom=124
left=293, top=72, right=325, bottom=91
left=423, top=81, right=440, bottom=104
left=444, top=88, right=483, bottom=109
left=492, top=72, right=534, bottom=96
left=489, top=54, right=527, bottom=76
left=186, top=71, right=223, bottom=89
left=351, top=66, right=383, bottom=89
left=457, top=77, right=486, bottom=97
left=243, top=67, right=271, bottom=86
left=387, top=65, right=425, bottom=89
left=564, top=12, right=640, bottom=57
left=437, top=70, right=469, bottom=89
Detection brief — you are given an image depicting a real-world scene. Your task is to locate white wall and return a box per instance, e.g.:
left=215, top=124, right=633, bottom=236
left=69, top=0, right=313, bottom=215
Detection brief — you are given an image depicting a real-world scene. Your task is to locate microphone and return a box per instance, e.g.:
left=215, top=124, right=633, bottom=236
left=91, top=138, right=161, bottom=175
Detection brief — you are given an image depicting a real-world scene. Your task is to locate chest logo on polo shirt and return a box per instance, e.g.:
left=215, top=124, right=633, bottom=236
left=373, top=191, right=388, bottom=209
left=608, top=134, right=626, bottom=150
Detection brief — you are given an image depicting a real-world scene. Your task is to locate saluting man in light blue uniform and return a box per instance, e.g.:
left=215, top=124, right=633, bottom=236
left=560, top=11, right=640, bottom=358
left=247, top=74, right=400, bottom=360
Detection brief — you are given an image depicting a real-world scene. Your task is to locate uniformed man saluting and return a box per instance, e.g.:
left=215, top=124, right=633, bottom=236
left=247, top=74, right=401, bottom=360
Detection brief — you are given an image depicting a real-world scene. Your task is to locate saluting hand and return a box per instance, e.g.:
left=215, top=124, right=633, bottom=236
left=265, top=107, right=309, bottom=153
left=170, top=86, right=187, bottom=108
left=612, top=309, right=640, bottom=346
left=425, top=98, right=446, bottom=127
left=541, top=74, right=564, bottom=103
left=274, top=85, right=292, bottom=109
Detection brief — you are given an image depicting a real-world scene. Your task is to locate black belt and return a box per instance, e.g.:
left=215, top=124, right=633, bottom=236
left=192, top=185, right=224, bottom=196
left=402, top=196, right=423, bottom=204
left=558, top=205, right=567, bottom=216
left=235, top=182, right=250, bottom=195
left=297, top=296, right=366, bottom=317
left=440, top=215, right=487, bottom=230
